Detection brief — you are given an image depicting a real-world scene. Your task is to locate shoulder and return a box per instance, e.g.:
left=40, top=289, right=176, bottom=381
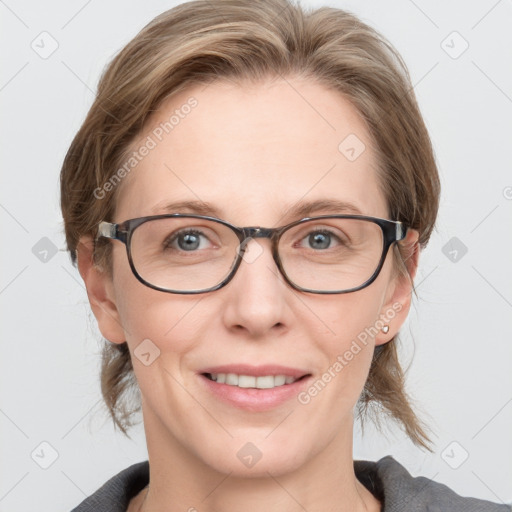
left=70, top=460, right=149, bottom=512
left=69, top=456, right=511, bottom=512
left=355, top=455, right=511, bottom=512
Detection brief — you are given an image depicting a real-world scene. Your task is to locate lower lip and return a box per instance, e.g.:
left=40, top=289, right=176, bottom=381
left=199, top=374, right=311, bottom=411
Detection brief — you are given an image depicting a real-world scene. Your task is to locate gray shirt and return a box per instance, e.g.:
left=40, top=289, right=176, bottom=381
left=71, top=455, right=511, bottom=511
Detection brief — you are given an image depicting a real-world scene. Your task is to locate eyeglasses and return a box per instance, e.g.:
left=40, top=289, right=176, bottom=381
left=96, top=214, right=407, bottom=294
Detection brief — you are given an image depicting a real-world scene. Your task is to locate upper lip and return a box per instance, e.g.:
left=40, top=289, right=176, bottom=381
left=199, top=365, right=310, bottom=379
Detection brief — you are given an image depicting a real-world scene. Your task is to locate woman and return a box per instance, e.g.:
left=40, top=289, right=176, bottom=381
left=61, top=0, right=510, bottom=510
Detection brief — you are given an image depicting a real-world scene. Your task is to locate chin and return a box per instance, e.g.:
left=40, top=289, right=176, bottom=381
left=197, top=433, right=315, bottom=478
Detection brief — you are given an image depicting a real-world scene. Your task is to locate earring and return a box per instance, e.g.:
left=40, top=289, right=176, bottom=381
left=381, top=325, right=389, bottom=334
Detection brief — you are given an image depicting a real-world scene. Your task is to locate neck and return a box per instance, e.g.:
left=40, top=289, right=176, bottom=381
left=135, top=407, right=381, bottom=512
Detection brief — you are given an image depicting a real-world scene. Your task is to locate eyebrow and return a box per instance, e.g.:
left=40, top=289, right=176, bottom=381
left=149, top=198, right=364, bottom=222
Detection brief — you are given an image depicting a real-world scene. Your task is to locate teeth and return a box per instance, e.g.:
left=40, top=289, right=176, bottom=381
left=226, top=373, right=238, bottom=385
left=256, top=375, right=275, bottom=389
left=274, top=375, right=286, bottom=386
left=238, top=375, right=256, bottom=388
left=208, top=373, right=298, bottom=389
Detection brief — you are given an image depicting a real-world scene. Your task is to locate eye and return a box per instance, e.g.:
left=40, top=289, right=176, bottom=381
left=299, top=229, right=344, bottom=250
left=165, top=229, right=212, bottom=252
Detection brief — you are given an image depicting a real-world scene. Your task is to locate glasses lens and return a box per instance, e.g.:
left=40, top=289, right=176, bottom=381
left=278, top=217, right=384, bottom=292
left=130, top=217, right=240, bottom=292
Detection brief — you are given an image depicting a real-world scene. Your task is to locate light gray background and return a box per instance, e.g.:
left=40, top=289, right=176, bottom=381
left=1, top=0, right=511, bottom=510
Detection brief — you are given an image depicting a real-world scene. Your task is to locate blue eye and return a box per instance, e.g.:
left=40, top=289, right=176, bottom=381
left=166, top=230, right=210, bottom=251
left=301, top=230, right=343, bottom=250
left=308, top=231, right=332, bottom=249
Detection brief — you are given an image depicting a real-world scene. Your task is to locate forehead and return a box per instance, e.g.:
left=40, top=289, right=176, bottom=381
left=114, top=77, right=388, bottom=225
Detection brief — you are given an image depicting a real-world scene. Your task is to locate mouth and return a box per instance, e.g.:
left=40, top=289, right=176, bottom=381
left=202, top=372, right=309, bottom=389
left=198, top=365, right=312, bottom=411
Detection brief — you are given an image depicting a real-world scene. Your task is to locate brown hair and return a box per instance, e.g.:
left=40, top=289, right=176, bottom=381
left=60, top=0, right=440, bottom=450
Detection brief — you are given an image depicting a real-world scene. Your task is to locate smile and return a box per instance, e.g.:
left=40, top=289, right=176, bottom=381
left=199, top=366, right=312, bottom=411
left=204, top=373, right=300, bottom=389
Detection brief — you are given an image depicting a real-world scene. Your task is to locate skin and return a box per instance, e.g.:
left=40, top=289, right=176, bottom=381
left=77, top=77, right=419, bottom=512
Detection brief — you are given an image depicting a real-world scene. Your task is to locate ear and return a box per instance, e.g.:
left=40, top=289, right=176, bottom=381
left=374, top=228, right=420, bottom=346
left=76, top=236, right=126, bottom=344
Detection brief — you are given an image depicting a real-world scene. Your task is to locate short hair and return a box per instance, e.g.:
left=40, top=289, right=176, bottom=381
left=60, top=0, right=440, bottom=450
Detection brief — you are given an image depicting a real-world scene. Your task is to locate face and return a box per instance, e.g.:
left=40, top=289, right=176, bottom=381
left=82, top=77, right=418, bottom=477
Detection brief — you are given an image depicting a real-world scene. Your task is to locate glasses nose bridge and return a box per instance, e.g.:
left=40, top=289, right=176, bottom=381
left=238, top=226, right=281, bottom=262
left=240, top=226, right=279, bottom=247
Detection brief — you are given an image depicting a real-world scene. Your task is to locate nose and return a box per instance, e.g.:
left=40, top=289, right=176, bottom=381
left=220, top=237, right=289, bottom=338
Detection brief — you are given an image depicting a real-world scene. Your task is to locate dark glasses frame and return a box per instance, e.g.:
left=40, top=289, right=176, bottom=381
left=96, top=213, right=408, bottom=294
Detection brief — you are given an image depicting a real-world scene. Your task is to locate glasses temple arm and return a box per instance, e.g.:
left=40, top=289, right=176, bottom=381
left=96, top=221, right=117, bottom=241
left=396, top=222, right=407, bottom=241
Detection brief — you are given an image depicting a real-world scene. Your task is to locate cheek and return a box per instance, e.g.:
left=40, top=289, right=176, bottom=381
left=303, top=285, right=384, bottom=352
left=111, top=253, right=207, bottom=352
left=297, top=283, right=387, bottom=399
left=119, top=293, right=206, bottom=349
